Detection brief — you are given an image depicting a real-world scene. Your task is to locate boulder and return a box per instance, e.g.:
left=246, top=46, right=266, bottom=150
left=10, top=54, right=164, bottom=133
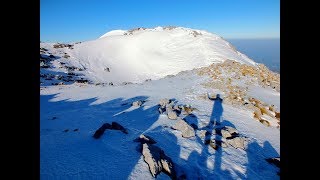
left=166, top=103, right=173, bottom=111
left=226, top=137, right=246, bottom=150
left=259, top=119, right=270, bottom=127
left=198, top=130, right=207, bottom=138
left=132, top=100, right=142, bottom=107
left=142, top=143, right=176, bottom=179
left=220, top=126, right=238, bottom=138
left=173, top=105, right=181, bottom=111
left=142, top=143, right=163, bottom=177
left=159, top=98, right=170, bottom=107
left=275, top=112, right=280, bottom=120
left=111, top=122, right=128, bottom=134
left=172, top=119, right=195, bottom=138
left=160, top=154, right=176, bottom=178
left=221, top=129, right=233, bottom=138
left=167, top=109, right=178, bottom=120
left=206, top=138, right=228, bottom=150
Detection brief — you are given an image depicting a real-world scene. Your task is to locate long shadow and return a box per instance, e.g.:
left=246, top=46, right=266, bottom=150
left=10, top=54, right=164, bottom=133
left=246, top=140, right=280, bottom=179
left=184, top=94, right=241, bottom=179
left=40, top=94, right=160, bottom=179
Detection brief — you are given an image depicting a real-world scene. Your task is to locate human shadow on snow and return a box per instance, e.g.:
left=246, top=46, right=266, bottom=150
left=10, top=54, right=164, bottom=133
left=40, top=93, right=280, bottom=179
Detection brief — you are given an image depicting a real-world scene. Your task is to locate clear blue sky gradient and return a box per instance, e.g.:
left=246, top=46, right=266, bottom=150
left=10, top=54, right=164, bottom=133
left=40, top=0, right=280, bottom=43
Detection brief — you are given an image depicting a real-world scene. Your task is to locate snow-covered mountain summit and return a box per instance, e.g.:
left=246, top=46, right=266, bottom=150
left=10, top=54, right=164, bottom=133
left=41, top=26, right=256, bottom=84
left=40, top=27, right=280, bottom=179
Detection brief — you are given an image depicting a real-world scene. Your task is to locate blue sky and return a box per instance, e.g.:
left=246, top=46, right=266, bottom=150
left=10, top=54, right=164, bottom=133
left=41, top=0, right=280, bottom=43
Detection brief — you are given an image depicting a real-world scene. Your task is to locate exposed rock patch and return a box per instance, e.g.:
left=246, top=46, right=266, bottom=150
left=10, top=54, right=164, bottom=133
left=172, top=119, right=195, bottom=138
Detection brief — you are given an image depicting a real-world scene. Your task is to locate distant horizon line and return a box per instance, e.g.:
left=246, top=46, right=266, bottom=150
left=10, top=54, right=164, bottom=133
left=40, top=37, right=280, bottom=44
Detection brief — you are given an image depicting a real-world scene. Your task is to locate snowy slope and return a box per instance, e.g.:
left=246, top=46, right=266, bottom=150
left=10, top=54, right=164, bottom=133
left=99, top=30, right=127, bottom=38
left=40, top=67, right=280, bottom=179
left=41, top=27, right=256, bottom=84
left=40, top=27, right=279, bottom=179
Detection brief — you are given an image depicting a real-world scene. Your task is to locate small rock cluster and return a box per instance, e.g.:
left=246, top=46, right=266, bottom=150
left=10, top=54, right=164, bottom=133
left=247, top=97, right=280, bottom=127
left=157, top=98, right=198, bottom=138
left=198, top=60, right=280, bottom=104
left=40, top=48, right=90, bottom=86
left=53, top=43, right=74, bottom=49
left=205, top=126, right=248, bottom=150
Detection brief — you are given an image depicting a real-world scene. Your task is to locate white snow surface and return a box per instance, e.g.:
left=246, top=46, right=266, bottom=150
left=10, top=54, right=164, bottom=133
left=99, top=30, right=127, bottom=38
left=41, top=27, right=256, bottom=84
left=40, top=69, right=279, bottom=179
left=40, top=27, right=279, bottom=179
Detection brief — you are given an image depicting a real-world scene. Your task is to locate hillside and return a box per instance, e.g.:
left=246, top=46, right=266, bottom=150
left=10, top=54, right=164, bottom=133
left=40, top=26, right=255, bottom=85
left=40, top=27, right=280, bottom=179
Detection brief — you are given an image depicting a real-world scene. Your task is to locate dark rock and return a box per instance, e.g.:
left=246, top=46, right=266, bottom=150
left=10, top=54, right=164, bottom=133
left=63, top=129, right=69, bottom=132
left=73, top=129, right=79, bottom=132
left=111, top=122, right=128, bottom=134
left=93, top=123, right=112, bottom=139
left=40, top=47, right=48, bottom=51
left=49, top=55, right=55, bottom=58
left=76, top=79, right=88, bottom=83
left=67, top=72, right=75, bottom=75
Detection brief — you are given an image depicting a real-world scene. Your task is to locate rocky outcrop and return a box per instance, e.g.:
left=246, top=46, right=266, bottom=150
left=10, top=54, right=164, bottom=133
left=172, top=119, right=195, bottom=138
left=142, top=143, right=176, bottom=179
left=159, top=98, right=170, bottom=107
left=167, top=109, right=178, bottom=120
left=226, top=137, right=246, bottom=150
left=219, top=126, right=238, bottom=138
